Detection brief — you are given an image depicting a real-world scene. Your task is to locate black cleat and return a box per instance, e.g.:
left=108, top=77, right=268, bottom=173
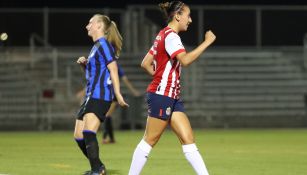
left=86, top=165, right=107, bottom=175
left=98, top=164, right=107, bottom=175
left=82, top=170, right=91, bottom=175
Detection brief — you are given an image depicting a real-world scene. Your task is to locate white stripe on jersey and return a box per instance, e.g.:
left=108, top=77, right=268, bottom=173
left=174, top=62, right=181, bottom=98
left=156, top=60, right=172, bottom=95
left=168, top=61, right=180, bottom=97
left=168, top=68, right=176, bottom=97
left=175, top=65, right=182, bottom=98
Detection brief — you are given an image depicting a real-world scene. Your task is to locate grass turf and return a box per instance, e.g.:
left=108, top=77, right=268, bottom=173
left=0, top=129, right=306, bottom=175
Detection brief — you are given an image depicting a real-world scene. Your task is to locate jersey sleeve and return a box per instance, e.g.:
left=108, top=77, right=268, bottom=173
left=97, top=40, right=116, bottom=65
left=165, top=32, right=186, bottom=59
left=148, top=45, right=154, bottom=55
left=117, top=63, right=125, bottom=78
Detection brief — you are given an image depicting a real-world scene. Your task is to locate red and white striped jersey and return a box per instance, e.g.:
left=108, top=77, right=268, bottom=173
left=147, top=27, right=186, bottom=99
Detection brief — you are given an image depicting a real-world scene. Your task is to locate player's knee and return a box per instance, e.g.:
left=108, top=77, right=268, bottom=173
left=144, top=135, right=161, bottom=147
left=145, top=139, right=158, bottom=147
left=74, top=131, right=83, bottom=139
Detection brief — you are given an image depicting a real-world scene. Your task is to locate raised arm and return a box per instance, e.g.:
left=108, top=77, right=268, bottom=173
left=176, top=30, right=216, bottom=67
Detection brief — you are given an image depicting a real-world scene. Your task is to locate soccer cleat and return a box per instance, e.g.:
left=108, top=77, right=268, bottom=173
left=102, top=139, right=115, bottom=144
left=102, top=139, right=109, bottom=144
left=88, top=164, right=107, bottom=175
left=89, top=172, right=100, bottom=175
left=82, top=170, right=91, bottom=175
left=82, top=170, right=106, bottom=175
left=109, top=139, right=115, bottom=144
left=82, top=164, right=106, bottom=175
left=98, top=164, right=107, bottom=175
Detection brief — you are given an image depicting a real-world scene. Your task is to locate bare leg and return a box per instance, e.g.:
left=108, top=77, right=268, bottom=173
left=74, top=119, right=88, bottom=158
left=143, top=116, right=169, bottom=146
left=170, top=112, right=194, bottom=144
left=170, top=112, right=209, bottom=175
left=128, top=116, right=168, bottom=175
left=74, top=119, right=85, bottom=139
left=83, top=113, right=101, bottom=132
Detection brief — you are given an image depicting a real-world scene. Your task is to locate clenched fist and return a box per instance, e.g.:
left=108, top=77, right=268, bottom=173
left=77, top=56, right=87, bottom=65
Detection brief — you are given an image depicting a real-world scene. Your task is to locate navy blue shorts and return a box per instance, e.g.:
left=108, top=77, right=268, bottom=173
left=146, top=92, right=185, bottom=120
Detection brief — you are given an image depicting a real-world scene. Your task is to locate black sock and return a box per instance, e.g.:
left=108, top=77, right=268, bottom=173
left=107, top=117, right=114, bottom=141
left=103, top=116, right=114, bottom=141
left=75, top=138, right=88, bottom=158
left=83, top=130, right=103, bottom=172
left=103, top=117, right=109, bottom=139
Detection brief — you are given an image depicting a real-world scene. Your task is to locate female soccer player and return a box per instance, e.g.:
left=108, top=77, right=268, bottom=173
left=73, top=14, right=128, bottom=175
left=128, top=1, right=216, bottom=175
left=76, top=63, right=141, bottom=145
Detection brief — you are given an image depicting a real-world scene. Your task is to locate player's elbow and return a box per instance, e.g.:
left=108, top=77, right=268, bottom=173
left=181, top=62, right=189, bottom=67
left=140, top=58, right=146, bottom=68
left=177, top=56, right=190, bottom=67
left=141, top=61, right=150, bottom=70
left=179, top=60, right=190, bottom=67
left=140, top=62, right=145, bottom=69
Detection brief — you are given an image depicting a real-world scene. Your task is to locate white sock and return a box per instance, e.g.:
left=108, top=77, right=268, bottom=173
left=128, top=139, right=152, bottom=175
left=182, top=143, right=209, bottom=175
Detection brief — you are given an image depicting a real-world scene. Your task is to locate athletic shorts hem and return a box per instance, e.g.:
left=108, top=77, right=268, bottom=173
left=77, top=97, right=111, bottom=122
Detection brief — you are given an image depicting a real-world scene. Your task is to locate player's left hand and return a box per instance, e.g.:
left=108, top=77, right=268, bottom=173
left=117, top=95, right=129, bottom=107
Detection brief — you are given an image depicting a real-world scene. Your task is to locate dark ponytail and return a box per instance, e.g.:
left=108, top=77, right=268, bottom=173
left=158, top=1, right=185, bottom=23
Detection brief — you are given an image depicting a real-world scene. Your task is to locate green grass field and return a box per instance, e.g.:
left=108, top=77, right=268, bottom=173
left=0, top=129, right=307, bottom=175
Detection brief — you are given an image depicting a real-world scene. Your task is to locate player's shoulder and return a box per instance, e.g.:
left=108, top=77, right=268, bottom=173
left=96, top=38, right=107, bottom=47
left=165, top=26, right=178, bottom=36
left=96, top=38, right=114, bottom=53
left=166, top=32, right=179, bottom=39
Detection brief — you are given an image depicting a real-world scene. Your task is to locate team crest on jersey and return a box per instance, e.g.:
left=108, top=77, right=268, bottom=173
left=166, top=107, right=171, bottom=116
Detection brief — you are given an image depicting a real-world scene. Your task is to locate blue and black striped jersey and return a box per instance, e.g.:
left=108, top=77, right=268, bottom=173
left=85, top=37, right=116, bottom=101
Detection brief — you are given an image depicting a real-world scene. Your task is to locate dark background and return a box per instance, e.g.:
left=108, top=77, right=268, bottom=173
left=1, top=0, right=307, bottom=47
left=1, top=0, right=307, bottom=8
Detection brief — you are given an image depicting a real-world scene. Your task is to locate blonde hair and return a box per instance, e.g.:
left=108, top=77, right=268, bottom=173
left=94, top=14, right=123, bottom=58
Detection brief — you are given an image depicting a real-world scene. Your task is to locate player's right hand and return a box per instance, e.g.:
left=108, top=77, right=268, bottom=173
left=77, top=56, right=87, bottom=65
left=204, top=30, right=216, bottom=44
